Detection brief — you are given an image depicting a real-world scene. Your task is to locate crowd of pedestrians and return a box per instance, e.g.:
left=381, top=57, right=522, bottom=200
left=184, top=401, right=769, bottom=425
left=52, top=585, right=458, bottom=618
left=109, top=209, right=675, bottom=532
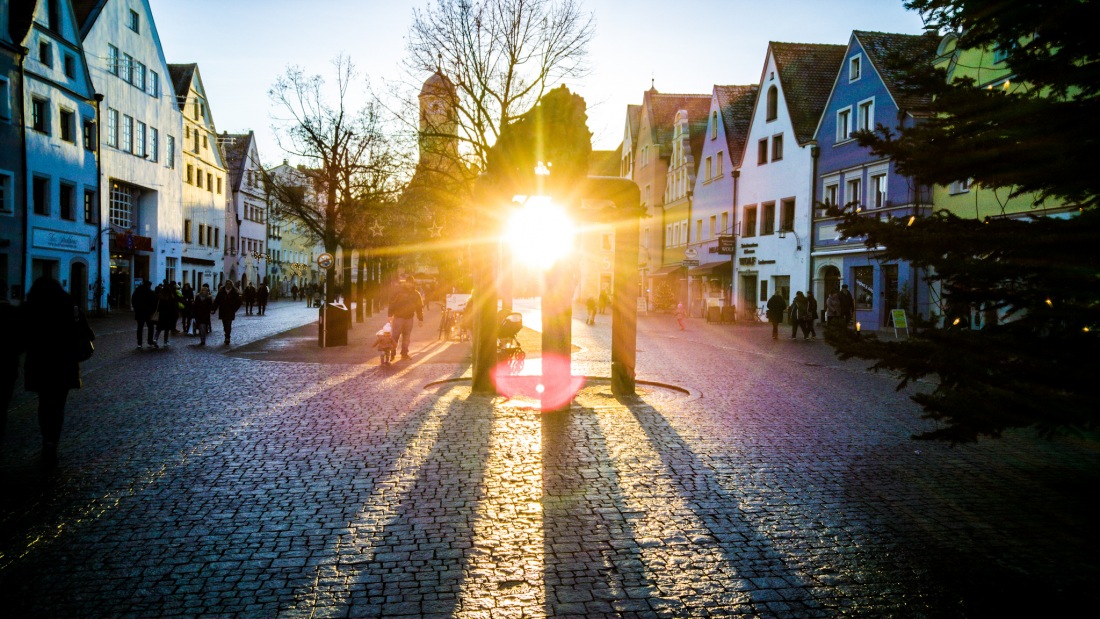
left=131, top=279, right=257, bottom=349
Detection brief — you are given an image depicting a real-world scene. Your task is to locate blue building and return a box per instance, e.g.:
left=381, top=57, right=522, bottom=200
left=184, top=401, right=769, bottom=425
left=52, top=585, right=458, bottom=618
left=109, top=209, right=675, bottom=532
left=810, top=31, right=939, bottom=330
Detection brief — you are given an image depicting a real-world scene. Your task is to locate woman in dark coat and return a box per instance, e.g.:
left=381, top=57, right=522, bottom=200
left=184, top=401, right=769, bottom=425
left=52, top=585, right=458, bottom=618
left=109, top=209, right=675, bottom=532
left=766, top=291, right=787, bottom=341
left=23, top=277, right=93, bottom=467
left=153, top=282, right=179, bottom=347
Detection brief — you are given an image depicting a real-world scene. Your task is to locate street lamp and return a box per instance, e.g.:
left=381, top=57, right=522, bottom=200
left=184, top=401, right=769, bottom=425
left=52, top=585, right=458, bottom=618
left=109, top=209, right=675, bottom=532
left=778, top=227, right=803, bottom=250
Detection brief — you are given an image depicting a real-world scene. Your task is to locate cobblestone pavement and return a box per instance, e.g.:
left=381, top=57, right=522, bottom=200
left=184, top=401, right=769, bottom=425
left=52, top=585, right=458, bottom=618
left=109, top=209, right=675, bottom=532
left=1, top=299, right=1097, bottom=618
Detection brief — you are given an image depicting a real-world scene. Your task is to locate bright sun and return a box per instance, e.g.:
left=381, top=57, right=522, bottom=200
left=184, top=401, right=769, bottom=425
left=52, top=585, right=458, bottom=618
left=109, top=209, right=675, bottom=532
left=504, top=196, right=576, bottom=270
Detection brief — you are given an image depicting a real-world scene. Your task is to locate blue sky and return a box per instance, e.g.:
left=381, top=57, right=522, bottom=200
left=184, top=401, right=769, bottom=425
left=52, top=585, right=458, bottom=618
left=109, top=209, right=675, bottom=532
left=148, top=0, right=925, bottom=159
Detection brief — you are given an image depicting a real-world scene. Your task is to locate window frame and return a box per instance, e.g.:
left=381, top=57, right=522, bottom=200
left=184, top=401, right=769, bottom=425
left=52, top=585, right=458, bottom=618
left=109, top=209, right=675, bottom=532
left=31, top=97, right=49, bottom=134
left=128, top=9, right=141, bottom=33
left=59, top=108, right=75, bottom=142
left=83, top=189, right=96, bottom=224
left=742, top=205, right=758, bottom=238
left=757, top=138, right=768, bottom=165
left=59, top=181, right=75, bottom=221
left=849, top=54, right=862, bottom=82
left=780, top=198, right=795, bottom=232
left=771, top=133, right=784, bottom=162
left=762, top=201, right=776, bottom=235
left=0, top=171, right=15, bottom=213
left=836, top=106, right=853, bottom=143
left=32, top=176, right=50, bottom=216
left=846, top=177, right=863, bottom=209
left=856, top=97, right=875, bottom=133
left=853, top=266, right=874, bottom=310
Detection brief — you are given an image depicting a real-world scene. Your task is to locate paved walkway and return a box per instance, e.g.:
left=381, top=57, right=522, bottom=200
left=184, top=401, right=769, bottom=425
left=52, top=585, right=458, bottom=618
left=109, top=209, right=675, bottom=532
left=1, top=299, right=1096, bottom=617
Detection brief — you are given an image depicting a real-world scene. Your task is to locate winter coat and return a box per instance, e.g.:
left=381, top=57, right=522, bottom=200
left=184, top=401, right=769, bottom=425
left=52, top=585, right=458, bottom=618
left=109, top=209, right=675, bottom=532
left=214, top=287, right=242, bottom=321
left=257, top=284, right=270, bottom=303
left=0, top=301, right=25, bottom=380
left=131, top=284, right=157, bottom=322
left=191, top=294, right=214, bottom=325
left=388, top=287, right=424, bottom=321
left=24, top=294, right=89, bottom=392
left=155, top=289, right=179, bottom=329
left=766, top=293, right=787, bottom=324
left=806, top=296, right=819, bottom=323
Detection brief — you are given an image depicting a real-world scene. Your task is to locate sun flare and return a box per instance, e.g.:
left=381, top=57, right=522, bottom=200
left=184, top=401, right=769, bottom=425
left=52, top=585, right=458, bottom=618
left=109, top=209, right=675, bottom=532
left=504, top=196, right=576, bottom=270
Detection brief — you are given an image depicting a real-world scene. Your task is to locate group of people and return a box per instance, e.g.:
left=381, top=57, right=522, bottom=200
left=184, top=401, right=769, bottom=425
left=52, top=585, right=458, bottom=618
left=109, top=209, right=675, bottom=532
left=373, top=279, right=424, bottom=363
left=584, top=289, right=612, bottom=326
left=132, top=279, right=246, bottom=348
left=1, top=276, right=95, bottom=468
left=290, top=283, right=321, bottom=303
left=766, top=284, right=855, bottom=340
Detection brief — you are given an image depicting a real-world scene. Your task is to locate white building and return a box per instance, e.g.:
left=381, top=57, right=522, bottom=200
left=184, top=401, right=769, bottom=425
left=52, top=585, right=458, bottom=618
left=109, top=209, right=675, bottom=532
left=17, top=0, right=100, bottom=309
left=734, top=42, right=844, bottom=312
left=76, top=0, right=182, bottom=307
left=169, top=63, right=225, bottom=291
left=218, top=131, right=267, bottom=287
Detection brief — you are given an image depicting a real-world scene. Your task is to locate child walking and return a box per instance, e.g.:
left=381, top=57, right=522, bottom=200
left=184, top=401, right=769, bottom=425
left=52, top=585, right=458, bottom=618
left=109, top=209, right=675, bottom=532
left=374, top=322, right=397, bottom=365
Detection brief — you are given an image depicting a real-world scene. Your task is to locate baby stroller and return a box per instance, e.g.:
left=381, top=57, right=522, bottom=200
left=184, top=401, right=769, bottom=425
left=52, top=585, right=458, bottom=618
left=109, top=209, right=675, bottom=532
left=496, top=312, right=525, bottom=372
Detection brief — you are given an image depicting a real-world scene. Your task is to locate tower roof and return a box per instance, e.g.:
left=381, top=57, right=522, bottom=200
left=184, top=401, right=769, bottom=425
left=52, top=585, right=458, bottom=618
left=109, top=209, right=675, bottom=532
left=420, top=70, right=455, bottom=98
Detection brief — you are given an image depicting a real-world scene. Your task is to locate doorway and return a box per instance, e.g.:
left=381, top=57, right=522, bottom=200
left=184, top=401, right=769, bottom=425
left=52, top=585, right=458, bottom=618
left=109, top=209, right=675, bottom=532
left=70, top=261, right=87, bottom=309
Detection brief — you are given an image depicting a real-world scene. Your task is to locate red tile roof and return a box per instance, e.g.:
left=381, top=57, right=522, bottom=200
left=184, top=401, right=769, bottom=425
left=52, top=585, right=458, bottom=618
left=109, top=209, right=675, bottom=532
left=770, top=42, right=847, bottom=144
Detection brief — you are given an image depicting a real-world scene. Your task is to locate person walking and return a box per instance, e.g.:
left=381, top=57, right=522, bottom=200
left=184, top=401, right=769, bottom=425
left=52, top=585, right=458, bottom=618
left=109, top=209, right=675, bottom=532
left=191, top=284, right=214, bottom=346
left=598, top=289, right=610, bottom=315
left=22, top=277, right=94, bottom=468
left=766, top=291, right=787, bottom=340
left=257, top=281, right=270, bottom=315
left=839, top=284, right=855, bottom=327
left=805, top=291, right=819, bottom=339
left=789, top=291, right=809, bottom=339
left=131, top=280, right=157, bottom=349
left=243, top=283, right=256, bottom=316
left=388, top=279, right=424, bottom=360
left=214, top=281, right=242, bottom=345
left=675, top=302, right=686, bottom=331
left=153, top=282, right=179, bottom=347
left=291, top=284, right=299, bottom=302
left=586, top=297, right=598, bottom=325
left=180, top=282, right=194, bottom=335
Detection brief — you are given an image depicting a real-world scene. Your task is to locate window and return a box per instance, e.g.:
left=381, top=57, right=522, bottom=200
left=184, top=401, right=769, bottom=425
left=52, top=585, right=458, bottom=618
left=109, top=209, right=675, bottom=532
left=0, top=173, right=13, bottom=212
left=128, top=9, right=140, bottom=33
left=122, top=114, right=133, bottom=152
left=849, top=55, right=862, bottom=81
left=59, top=183, right=75, bottom=220
left=847, top=177, right=862, bottom=209
left=824, top=182, right=839, bottom=207
left=780, top=198, right=795, bottom=231
left=214, top=227, right=220, bottom=248
left=83, top=120, right=96, bottom=150
left=206, top=226, right=213, bottom=246
left=771, top=134, right=784, bottom=161
left=33, top=177, right=49, bottom=215
left=721, top=212, right=729, bottom=235
left=743, top=206, right=757, bottom=237
left=207, top=173, right=213, bottom=192
left=196, top=168, right=203, bottom=188
left=31, top=97, right=48, bottom=133
left=216, top=176, right=222, bottom=194
left=716, top=151, right=723, bottom=177
left=149, top=71, right=159, bottom=97
left=853, top=266, right=874, bottom=309
left=63, top=54, right=76, bottom=79
left=39, top=41, right=51, bottom=67
left=710, top=111, right=718, bottom=139
left=757, top=139, right=768, bottom=165
left=705, top=157, right=713, bottom=181
left=762, top=202, right=776, bottom=235
left=0, top=78, right=10, bottom=120
left=165, top=257, right=178, bottom=285
left=107, top=108, right=118, bottom=147
left=709, top=215, right=717, bottom=238
left=149, top=127, right=158, bottom=162
left=122, top=53, right=133, bottom=83
left=134, top=62, right=146, bottom=91
left=59, top=109, right=75, bottom=142
left=184, top=220, right=192, bottom=243
left=193, top=132, right=200, bottom=153
left=202, top=134, right=208, bottom=149
left=109, top=182, right=133, bottom=228
left=871, top=173, right=887, bottom=208
left=47, top=0, right=61, bottom=30
left=107, top=44, right=119, bottom=76
left=135, top=121, right=146, bottom=157
left=950, top=178, right=972, bottom=194
left=186, top=164, right=193, bottom=184
left=857, top=98, right=875, bottom=132
left=766, top=85, right=778, bottom=121
left=198, top=224, right=206, bottom=246
left=193, top=100, right=201, bottom=121
left=83, top=189, right=96, bottom=223
left=837, top=107, right=852, bottom=142
left=166, top=135, right=175, bottom=168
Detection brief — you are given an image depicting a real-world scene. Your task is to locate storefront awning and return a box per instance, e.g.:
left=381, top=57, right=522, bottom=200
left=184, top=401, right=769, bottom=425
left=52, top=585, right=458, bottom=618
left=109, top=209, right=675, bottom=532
left=688, top=261, right=732, bottom=276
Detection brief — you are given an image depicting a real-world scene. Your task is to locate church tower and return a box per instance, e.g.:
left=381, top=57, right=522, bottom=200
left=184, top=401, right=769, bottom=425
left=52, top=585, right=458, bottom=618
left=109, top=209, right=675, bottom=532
left=418, top=70, right=459, bottom=169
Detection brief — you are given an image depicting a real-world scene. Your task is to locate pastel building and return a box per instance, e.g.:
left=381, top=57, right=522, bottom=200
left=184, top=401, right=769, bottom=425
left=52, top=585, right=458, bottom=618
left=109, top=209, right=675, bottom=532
left=811, top=31, right=939, bottom=330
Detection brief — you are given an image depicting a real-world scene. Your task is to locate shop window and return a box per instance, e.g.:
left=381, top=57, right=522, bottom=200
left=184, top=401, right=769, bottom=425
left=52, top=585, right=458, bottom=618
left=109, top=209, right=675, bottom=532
left=853, top=266, right=874, bottom=309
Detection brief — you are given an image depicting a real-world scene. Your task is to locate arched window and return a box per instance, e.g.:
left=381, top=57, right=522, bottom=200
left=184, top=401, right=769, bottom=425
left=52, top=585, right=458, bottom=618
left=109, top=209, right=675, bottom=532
left=766, top=85, right=778, bottom=121
left=711, top=111, right=718, bottom=139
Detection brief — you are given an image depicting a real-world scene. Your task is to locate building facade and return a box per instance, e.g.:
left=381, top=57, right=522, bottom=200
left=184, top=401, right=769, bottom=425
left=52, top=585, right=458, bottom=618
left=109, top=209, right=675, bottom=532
left=77, top=0, right=183, bottom=308
left=1, top=1, right=29, bottom=303
left=219, top=130, right=267, bottom=287
left=811, top=32, right=938, bottom=330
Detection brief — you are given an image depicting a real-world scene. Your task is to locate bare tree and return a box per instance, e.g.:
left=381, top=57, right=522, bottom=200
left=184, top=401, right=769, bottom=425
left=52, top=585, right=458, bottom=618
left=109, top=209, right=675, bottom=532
left=267, top=55, right=409, bottom=299
left=404, top=0, right=595, bottom=172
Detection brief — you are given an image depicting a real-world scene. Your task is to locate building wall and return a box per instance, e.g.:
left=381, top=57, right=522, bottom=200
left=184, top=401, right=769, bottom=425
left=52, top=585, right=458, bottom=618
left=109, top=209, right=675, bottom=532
left=178, top=67, right=226, bottom=290
left=689, top=92, right=739, bottom=312
left=734, top=50, right=813, bottom=314
left=0, top=22, right=25, bottom=302
left=82, top=0, right=183, bottom=306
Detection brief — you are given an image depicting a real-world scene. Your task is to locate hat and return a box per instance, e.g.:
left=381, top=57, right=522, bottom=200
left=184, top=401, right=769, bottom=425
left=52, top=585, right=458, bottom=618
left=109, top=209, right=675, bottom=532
left=842, top=284, right=849, bottom=289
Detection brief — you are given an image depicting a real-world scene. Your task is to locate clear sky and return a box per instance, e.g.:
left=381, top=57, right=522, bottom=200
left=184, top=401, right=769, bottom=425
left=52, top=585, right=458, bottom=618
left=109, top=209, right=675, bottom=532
left=147, top=0, right=926, bottom=161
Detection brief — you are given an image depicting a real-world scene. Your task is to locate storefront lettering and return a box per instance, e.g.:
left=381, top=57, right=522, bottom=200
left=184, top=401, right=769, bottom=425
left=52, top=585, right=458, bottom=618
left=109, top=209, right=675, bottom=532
left=32, top=228, right=89, bottom=253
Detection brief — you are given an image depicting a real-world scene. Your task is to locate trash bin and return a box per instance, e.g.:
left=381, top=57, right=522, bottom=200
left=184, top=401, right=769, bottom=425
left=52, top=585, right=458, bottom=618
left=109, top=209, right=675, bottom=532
left=320, top=302, right=349, bottom=347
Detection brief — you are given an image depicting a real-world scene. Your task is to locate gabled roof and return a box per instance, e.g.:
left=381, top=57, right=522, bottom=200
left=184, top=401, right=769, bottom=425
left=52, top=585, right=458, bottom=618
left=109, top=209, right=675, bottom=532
left=71, top=0, right=106, bottom=36
left=167, top=63, right=196, bottom=110
left=643, top=89, right=712, bottom=158
left=625, top=104, right=642, bottom=152
left=714, top=85, right=759, bottom=167
left=219, top=132, right=254, bottom=193
left=854, top=30, right=941, bottom=114
left=770, top=42, right=847, bottom=144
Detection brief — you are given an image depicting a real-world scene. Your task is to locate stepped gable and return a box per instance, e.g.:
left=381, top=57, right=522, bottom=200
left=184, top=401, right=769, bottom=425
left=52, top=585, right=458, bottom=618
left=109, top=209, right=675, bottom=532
left=771, top=42, right=847, bottom=144
left=646, top=90, right=712, bottom=158
left=855, top=30, right=941, bottom=114
left=714, top=85, right=759, bottom=167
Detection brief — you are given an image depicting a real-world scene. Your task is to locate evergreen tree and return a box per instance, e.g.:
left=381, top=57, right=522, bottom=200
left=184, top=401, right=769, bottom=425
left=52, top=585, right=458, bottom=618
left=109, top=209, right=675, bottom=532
left=828, top=0, right=1100, bottom=442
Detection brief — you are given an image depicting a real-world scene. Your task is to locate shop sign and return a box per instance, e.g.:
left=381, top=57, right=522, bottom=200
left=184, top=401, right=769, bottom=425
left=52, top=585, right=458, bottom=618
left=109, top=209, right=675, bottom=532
left=32, top=228, right=89, bottom=253
left=717, top=235, right=735, bottom=254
